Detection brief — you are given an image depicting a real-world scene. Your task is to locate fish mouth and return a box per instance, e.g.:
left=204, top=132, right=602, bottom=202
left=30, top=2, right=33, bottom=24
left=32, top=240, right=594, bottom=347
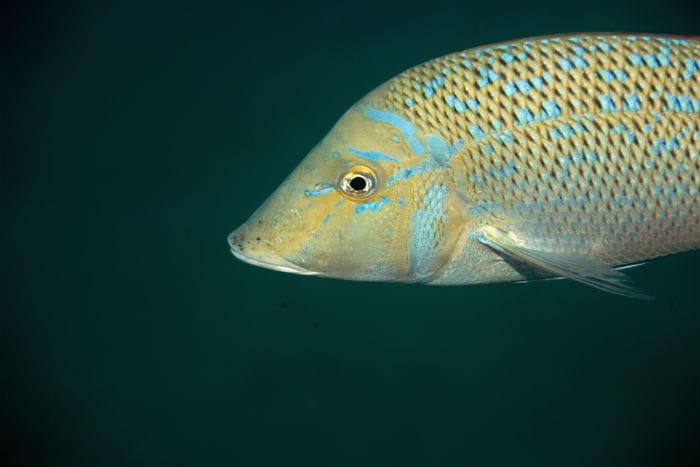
left=227, top=226, right=320, bottom=276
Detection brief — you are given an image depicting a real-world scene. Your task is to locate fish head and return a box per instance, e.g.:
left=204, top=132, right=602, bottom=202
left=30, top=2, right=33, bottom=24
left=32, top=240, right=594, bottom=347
left=228, top=82, right=464, bottom=282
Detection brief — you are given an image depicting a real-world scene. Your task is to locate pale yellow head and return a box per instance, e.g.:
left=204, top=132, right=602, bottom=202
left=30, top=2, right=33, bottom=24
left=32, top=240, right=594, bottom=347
left=228, top=84, right=412, bottom=281
left=227, top=82, right=462, bottom=282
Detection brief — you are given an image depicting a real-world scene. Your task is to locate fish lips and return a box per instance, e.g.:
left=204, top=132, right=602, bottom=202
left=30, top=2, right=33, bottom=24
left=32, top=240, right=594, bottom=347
left=227, top=225, right=320, bottom=276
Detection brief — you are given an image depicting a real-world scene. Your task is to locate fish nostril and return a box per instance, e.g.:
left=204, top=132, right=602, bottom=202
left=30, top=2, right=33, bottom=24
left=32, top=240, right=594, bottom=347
left=227, top=226, right=247, bottom=252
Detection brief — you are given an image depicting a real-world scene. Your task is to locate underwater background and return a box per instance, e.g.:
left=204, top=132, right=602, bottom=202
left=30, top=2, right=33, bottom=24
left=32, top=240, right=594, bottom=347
left=3, top=0, right=699, bottom=464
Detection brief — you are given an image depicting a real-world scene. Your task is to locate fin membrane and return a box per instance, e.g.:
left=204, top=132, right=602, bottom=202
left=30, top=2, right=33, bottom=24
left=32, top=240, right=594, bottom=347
left=479, top=225, right=652, bottom=300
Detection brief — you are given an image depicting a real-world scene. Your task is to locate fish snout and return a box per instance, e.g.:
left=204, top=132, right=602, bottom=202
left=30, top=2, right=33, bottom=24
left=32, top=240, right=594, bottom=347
left=227, top=224, right=248, bottom=255
left=226, top=223, right=319, bottom=276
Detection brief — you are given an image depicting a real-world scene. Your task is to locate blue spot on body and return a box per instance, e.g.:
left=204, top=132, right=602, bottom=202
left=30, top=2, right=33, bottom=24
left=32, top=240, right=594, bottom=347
left=572, top=55, right=587, bottom=68
left=610, top=122, right=625, bottom=136
left=493, top=131, right=513, bottom=144
left=558, top=57, right=572, bottom=72
left=666, top=136, right=679, bottom=151
left=624, top=130, right=635, bottom=145
left=501, top=52, right=514, bottom=63
left=462, top=59, right=472, bottom=68
left=322, top=213, right=330, bottom=224
left=333, top=197, right=344, bottom=208
left=531, top=76, right=543, bottom=91
left=683, top=58, right=698, bottom=79
left=657, top=48, right=671, bottom=66
left=549, top=127, right=563, bottom=139
left=679, top=94, right=692, bottom=112
left=643, top=53, right=658, bottom=68
left=542, top=99, right=560, bottom=118
left=613, top=68, right=627, bottom=83
left=664, top=92, right=681, bottom=112
left=598, top=93, right=616, bottom=112
left=542, top=71, right=552, bottom=83
left=454, top=99, right=466, bottom=113
left=516, top=79, right=530, bottom=95
left=480, top=144, right=493, bottom=154
left=559, top=123, right=574, bottom=138
left=468, top=173, right=483, bottom=184
left=404, top=97, right=413, bottom=107
left=584, top=149, right=598, bottom=163
left=514, top=107, right=533, bottom=125
left=476, top=66, right=489, bottom=87
left=347, top=146, right=399, bottom=162
left=624, top=92, right=641, bottom=111
left=391, top=135, right=399, bottom=142
left=598, top=41, right=610, bottom=52
left=466, top=98, right=478, bottom=111
left=517, top=51, right=527, bottom=60
left=502, top=81, right=516, bottom=96
left=599, top=69, right=614, bottom=83
left=476, top=65, right=499, bottom=87
left=468, top=124, right=485, bottom=140
left=444, top=94, right=455, bottom=109
left=559, top=155, right=573, bottom=169
left=628, top=54, right=643, bottom=65
left=423, top=86, right=434, bottom=98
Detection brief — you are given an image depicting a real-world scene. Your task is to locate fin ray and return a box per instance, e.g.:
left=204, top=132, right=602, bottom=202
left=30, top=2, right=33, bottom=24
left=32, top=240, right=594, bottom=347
left=479, top=225, right=652, bottom=299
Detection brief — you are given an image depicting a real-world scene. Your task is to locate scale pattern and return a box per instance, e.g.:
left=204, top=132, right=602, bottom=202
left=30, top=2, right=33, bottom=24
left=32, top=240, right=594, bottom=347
left=382, top=34, right=700, bottom=266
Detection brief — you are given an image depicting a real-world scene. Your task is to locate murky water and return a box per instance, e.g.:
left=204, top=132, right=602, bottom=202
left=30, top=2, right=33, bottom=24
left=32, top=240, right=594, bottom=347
left=3, top=0, right=699, bottom=464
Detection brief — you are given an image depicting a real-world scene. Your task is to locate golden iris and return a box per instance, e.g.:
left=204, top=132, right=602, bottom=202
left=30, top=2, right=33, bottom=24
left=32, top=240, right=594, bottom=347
left=338, top=165, right=377, bottom=199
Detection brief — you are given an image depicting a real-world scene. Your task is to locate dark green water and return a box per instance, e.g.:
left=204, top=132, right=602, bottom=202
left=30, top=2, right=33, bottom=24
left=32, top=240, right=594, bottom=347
left=3, top=0, right=699, bottom=464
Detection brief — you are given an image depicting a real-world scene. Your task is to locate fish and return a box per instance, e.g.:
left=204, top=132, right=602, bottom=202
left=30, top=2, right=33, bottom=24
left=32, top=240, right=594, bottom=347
left=227, top=33, right=700, bottom=299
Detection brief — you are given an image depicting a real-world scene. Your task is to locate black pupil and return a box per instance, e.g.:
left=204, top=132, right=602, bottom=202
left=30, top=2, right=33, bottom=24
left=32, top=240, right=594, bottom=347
left=349, top=176, right=367, bottom=191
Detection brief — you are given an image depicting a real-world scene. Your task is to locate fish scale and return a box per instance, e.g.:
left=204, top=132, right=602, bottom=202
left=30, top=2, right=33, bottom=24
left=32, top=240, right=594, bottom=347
left=378, top=35, right=700, bottom=273
left=229, top=33, right=700, bottom=298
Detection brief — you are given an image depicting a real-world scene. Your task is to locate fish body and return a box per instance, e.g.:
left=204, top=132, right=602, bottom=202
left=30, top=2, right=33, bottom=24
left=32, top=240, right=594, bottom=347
left=228, top=34, right=700, bottom=298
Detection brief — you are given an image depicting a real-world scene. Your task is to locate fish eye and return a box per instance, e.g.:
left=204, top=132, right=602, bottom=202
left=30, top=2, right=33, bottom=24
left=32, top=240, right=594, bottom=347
left=338, top=165, right=376, bottom=199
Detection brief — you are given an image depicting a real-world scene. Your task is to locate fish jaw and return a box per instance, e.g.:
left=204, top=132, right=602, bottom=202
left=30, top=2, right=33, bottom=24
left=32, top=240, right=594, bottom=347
left=227, top=224, right=320, bottom=276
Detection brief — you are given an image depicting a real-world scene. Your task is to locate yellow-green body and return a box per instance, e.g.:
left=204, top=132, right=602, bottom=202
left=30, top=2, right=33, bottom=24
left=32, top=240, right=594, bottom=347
left=228, top=34, right=700, bottom=298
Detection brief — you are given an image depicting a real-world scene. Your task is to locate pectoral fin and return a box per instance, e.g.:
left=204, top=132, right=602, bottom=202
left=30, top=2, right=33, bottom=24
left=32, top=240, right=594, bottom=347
left=478, top=225, right=652, bottom=299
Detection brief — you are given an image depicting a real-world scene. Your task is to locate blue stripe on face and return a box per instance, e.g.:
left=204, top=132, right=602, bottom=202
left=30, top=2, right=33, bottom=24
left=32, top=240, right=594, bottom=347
left=363, top=107, right=424, bottom=155
left=304, top=186, right=334, bottom=196
left=347, top=146, right=399, bottom=162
